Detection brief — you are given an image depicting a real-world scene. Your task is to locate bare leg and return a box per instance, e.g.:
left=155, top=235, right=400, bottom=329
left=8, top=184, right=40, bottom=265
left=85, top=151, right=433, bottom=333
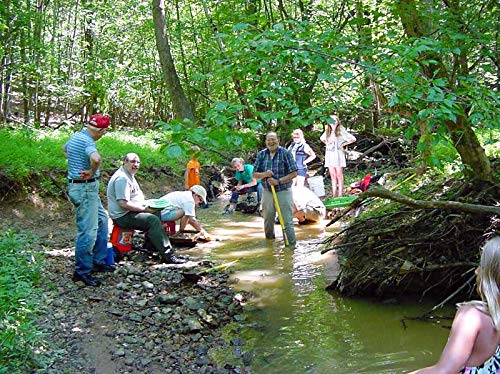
left=329, top=166, right=338, bottom=197
left=335, top=166, right=344, bottom=197
left=296, top=175, right=306, bottom=187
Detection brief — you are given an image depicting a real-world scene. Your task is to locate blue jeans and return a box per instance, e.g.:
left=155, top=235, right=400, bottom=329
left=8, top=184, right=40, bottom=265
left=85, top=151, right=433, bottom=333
left=68, top=181, right=108, bottom=275
left=230, top=184, right=263, bottom=204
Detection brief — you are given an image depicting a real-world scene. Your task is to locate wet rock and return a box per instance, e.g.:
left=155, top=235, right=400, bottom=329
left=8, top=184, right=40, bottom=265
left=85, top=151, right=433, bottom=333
left=184, top=317, right=203, bottom=332
left=184, top=296, right=205, bottom=311
left=156, top=293, right=179, bottom=304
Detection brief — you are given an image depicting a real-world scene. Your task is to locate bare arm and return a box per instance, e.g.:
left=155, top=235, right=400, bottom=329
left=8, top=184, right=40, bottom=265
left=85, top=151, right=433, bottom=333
left=253, top=170, right=273, bottom=180
left=117, top=199, right=149, bottom=213
left=235, top=178, right=257, bottom=191
left=80, top=151, right=101, bottom=180
left=304, top=145, right=316, bottom=165
left=410, top=306, right=480, bottom=373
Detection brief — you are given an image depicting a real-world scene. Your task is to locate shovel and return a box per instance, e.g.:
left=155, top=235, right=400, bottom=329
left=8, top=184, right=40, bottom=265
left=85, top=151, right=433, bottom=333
left=182, top=260, right=239, bottom=282
left=270, top=184, right=289, bottom=246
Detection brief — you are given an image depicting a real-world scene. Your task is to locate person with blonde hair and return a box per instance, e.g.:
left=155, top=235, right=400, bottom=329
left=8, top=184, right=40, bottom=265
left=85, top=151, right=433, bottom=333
left=320, top=114, right=356, bottom=197
left=222, top=157, right=262, bottom=214
left=411, top=236, right=500, bottom=373
left=287, top=128, right=316, bottom=187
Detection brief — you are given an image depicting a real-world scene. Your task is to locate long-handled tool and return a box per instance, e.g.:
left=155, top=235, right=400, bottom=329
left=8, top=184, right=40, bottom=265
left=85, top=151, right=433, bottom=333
left=270, top=184, right=289, bottom=246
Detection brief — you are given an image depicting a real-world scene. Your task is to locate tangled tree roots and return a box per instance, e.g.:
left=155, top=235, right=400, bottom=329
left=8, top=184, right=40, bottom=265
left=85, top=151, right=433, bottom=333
left=325, top=180, right=499, bottom=300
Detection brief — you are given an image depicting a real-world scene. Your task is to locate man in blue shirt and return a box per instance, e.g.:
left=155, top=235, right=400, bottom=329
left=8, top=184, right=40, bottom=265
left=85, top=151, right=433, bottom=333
left=253, top=132, right=298, bottom=247
left=63, top=114, right=113, bottom=287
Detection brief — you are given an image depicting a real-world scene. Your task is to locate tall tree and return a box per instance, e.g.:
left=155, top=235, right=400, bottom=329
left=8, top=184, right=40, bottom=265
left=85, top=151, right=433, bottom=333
left=394, top=0, right=493, bottom=181
left=152, top=0, right=194, bottom=121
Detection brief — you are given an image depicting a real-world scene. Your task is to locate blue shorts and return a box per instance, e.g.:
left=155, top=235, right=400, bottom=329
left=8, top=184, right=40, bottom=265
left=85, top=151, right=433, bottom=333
left=161, top=209, right=178, bottom=222
left=297, top=168, right=308, bottom=177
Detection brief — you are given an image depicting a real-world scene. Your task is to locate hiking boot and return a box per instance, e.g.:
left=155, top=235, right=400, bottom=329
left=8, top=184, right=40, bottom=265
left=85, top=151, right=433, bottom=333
left=222, top=205, right=235, bottom=215
left=246, top=192, right=258, bottom=205
left=93, top=264, right=116, bottom=273
left=160, top=254, right=187, bottom=264
left=72, top=272, right=101, bottom=287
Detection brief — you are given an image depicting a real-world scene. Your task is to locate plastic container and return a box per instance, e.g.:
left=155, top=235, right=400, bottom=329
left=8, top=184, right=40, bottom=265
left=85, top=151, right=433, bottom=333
left=106, top=242, right=115, bottom=265
left=110, top=225, right=134, bottom=254
left=308, top=175, right=325, bottom=197
left=323, top=196, right=357, bottom=210
left=162, top=221, right=176, bottom=236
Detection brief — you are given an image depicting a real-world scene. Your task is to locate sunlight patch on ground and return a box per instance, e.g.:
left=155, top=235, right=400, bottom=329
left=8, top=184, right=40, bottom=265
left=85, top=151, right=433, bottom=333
left=44, top=247, right=74, bottom=257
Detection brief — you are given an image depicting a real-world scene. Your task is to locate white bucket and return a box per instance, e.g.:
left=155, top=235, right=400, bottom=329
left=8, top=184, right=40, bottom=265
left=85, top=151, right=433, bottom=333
left=308, top=175, right=325, bottom=197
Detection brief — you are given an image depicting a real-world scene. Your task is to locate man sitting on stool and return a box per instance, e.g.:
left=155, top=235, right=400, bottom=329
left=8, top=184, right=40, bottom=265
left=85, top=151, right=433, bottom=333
left=292, top=186, right=326, bottom=224
left=107, top=153, right=185, bottom=264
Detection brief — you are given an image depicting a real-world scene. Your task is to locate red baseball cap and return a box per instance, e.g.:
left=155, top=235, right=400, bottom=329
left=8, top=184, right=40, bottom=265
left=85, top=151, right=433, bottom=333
left=88, top=114, right=110, bottom=129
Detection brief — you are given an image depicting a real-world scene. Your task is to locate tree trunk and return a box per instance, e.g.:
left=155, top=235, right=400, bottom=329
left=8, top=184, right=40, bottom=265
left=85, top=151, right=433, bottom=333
left=152, top=0, right=195, bottom=121
left=395, top=0, right=493, bottom=181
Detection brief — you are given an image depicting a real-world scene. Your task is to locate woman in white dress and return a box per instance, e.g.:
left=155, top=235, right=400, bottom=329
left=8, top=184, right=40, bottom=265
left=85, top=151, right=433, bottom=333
left=320, top=114, right=356, bottom=197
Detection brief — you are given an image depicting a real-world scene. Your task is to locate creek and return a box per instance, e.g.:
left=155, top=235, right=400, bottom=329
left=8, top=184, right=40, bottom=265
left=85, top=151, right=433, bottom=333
left=185, top=201, right=452, bottom=373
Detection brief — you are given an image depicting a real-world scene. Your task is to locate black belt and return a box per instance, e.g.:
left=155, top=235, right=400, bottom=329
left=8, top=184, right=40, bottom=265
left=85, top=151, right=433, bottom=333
left=68, top=178, right=97, bottom=183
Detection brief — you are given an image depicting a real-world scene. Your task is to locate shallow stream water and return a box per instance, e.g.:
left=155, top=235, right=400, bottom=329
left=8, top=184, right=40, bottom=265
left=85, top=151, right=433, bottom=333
left=185, top=202, right=452, bottom=373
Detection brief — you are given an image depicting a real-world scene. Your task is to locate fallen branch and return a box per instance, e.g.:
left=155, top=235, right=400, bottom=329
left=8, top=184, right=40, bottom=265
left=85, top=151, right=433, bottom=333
left=353, top=139, right=389, bottom=163
left=363, top=186, right=500, bottom=216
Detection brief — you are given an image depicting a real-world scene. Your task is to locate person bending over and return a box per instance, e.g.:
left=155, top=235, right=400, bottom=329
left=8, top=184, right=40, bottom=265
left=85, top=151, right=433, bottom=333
left=223, top=157, right=262, bottom=214
left=292, top=186, right=326, bottom=224
left=160, top=185, right=210, bottom=237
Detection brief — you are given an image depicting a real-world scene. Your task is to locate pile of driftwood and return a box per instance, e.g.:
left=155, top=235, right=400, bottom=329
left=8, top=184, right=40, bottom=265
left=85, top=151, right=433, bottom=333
left=323, top=178, right=499, bottom=300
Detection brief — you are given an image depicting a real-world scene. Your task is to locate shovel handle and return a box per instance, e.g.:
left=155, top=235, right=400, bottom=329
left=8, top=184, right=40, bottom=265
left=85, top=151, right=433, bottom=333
left=270, top=184, right=289, bottom=246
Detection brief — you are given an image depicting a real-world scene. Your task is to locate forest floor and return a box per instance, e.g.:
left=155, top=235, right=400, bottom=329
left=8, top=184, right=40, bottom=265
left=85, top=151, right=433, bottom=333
left=2, top=182, right=252, bottom=373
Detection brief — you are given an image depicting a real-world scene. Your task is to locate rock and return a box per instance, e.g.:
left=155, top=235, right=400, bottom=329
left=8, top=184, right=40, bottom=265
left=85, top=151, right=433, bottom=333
left=184, top=296, right=205, bottom=311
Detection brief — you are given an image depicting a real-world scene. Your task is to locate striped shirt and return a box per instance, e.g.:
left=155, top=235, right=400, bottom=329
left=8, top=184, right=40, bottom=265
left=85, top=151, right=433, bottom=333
left=64, top=129, right=99, bottom=179
left=253, top=146, right=297, bottom=192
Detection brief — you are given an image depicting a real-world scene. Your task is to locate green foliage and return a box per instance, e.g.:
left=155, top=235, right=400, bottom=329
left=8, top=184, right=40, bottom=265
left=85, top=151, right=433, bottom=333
left=157, top=119, right=260, bottom=165
left=0, top=128, right=180, bottom=192
left=0, top=231, right=44, bottom=373
left=0, top=129, right=67, bottom=180
left=1, top=0, right=498, bottom=180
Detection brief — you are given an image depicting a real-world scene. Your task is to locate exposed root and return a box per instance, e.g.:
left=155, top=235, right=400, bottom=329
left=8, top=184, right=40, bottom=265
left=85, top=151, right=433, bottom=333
left=325, top=179, right=499, bottom=300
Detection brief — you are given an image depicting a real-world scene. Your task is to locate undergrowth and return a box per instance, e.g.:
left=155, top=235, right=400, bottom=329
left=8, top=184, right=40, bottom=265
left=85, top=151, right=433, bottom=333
left=0, top=128, right=181, bottom=197
left=0, top=231, right=45, bottom=373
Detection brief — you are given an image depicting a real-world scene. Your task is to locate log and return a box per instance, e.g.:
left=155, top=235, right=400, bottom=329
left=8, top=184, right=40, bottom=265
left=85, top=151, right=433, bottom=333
left=363, top=186, right=500, bottom=216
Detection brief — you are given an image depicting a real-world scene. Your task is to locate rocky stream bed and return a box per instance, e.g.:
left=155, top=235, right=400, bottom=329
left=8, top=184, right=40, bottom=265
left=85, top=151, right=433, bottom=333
left=2, top=197, right=253, bottom=373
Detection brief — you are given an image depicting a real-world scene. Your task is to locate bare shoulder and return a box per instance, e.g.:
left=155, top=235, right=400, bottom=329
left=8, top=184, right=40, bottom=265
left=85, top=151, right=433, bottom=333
left=455, top=303, right=492, bottom=328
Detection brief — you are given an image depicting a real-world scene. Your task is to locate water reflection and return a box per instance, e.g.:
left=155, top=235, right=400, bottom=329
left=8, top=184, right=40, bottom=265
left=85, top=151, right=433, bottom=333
left=188, top=202, right=451, bottom=373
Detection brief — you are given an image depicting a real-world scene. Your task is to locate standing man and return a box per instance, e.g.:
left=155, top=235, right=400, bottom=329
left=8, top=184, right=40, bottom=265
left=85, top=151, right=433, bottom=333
left=107, top=153, right=184, bottom=264
left=63, top=114, right=113, bottom=287
left=253, top=132, right=298, bottom=248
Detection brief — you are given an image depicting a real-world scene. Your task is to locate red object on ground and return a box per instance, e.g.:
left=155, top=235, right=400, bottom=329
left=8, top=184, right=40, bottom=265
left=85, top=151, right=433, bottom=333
left=162, top=221, right=176, bottom=236
left=110, top=225, right=134, bottom=254
left=359, top=173, right=372, bottom=192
